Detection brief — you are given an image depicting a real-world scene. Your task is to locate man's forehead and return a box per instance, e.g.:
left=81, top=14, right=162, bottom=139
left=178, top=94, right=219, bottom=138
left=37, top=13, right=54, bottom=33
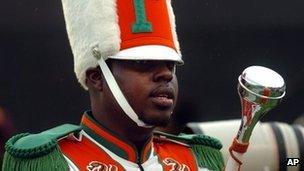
left=108, top=59, right=179, bottom=66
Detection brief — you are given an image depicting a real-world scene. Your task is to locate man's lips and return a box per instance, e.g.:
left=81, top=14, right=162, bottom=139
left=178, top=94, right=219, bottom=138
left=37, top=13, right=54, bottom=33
left=150, top=96, right=173, bottom=108
left=150, top=87, right=175, bottom=108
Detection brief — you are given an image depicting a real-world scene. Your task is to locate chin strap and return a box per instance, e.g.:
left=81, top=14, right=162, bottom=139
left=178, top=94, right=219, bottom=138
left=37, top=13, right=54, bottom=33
left=93, top=47, right=152, bottom=128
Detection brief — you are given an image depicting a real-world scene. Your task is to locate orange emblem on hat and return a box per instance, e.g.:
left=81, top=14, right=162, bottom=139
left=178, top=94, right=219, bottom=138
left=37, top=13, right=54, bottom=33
left=117, top=0, right=176, bottom=51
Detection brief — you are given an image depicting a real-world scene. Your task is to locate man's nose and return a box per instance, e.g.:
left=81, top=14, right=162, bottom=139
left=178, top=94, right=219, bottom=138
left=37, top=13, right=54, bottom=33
left=153, top=64, right=174, bottom=82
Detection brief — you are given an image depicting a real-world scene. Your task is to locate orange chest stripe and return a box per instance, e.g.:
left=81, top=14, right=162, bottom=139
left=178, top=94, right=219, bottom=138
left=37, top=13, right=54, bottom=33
left=59, top=136, right=125, bottom=171
left=82, top=116, right=137, bottom=161
left=141, top=139, right=152, bottom=162
left=154, top=141, right=198, bottom=171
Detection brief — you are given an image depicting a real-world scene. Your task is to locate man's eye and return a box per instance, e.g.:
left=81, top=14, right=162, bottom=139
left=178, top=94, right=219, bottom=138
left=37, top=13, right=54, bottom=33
left=167, top=62, right=177, bottom=71
left=130, top=60, right=177, bottom=72
left=135, top=60, right=149, bottom=64
left=129, top=60, right=155, bottom=72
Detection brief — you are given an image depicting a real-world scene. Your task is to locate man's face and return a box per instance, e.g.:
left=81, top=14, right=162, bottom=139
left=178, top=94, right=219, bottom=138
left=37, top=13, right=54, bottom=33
left=108, top=59, right=178, bottom=127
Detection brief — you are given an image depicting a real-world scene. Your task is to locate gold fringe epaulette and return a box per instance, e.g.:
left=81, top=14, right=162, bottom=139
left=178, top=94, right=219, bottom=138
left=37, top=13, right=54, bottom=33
left=154, top=131, right=224, bottom=171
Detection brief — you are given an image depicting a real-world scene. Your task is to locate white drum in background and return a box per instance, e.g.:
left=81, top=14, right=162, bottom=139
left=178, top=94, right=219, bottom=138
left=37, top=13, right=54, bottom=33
left=186, top=120, right=304, bottom=171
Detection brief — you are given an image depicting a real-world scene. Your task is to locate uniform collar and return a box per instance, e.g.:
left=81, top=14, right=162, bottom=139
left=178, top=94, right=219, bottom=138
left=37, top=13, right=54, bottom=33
left=80, top=111, right=153, bottom=163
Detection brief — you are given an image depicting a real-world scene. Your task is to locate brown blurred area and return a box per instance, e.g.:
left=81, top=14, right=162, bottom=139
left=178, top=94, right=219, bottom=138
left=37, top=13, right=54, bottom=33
left=0, top=107, right=15, bottom=166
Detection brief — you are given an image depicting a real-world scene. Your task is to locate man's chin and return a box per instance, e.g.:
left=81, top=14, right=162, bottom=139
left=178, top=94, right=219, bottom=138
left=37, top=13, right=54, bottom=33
left=139, top=115, right=171, bottom=127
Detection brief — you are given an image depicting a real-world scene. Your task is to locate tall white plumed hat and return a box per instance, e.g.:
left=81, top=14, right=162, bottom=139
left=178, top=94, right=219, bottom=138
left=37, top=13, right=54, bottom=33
left=61, top=0, right=182, bottom=127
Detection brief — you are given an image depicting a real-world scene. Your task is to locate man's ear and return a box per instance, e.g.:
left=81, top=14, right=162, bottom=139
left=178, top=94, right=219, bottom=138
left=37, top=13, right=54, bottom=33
left=86, top=67, right=103, bottom=91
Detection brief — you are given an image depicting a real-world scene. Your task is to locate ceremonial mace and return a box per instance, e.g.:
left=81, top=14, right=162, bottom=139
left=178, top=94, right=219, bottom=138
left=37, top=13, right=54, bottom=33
left=225, top=66, right=286, bottom=171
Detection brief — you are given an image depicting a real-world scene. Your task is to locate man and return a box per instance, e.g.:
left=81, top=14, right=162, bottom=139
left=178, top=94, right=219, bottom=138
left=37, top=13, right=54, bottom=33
left=2, top=0, right=224, bottom=170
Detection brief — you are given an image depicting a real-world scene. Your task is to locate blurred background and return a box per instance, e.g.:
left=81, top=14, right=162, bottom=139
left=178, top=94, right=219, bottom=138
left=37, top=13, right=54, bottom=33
left=0, top=0, right=304, bottom=140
